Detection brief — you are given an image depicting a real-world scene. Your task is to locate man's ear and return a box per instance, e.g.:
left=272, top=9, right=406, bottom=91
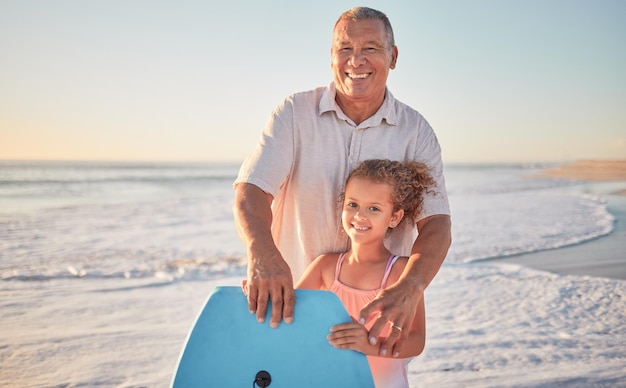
left=390, top=46, right=398, bottom=69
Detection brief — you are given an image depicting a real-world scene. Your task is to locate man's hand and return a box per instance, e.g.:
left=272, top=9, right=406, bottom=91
left=233, top=183, right=296, bottom=328
left=359, top=280, right=421, bottom=357
left=245, top=253, right=295, bottom=328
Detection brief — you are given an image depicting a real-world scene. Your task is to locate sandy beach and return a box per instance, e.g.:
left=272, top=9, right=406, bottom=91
left=496, top=194, right=626, bottom=279
left=499, top=160, right=626, bottom=280
left=536, top=160, right=626, bottom=184
left=3, top=263, right=624, bottom=387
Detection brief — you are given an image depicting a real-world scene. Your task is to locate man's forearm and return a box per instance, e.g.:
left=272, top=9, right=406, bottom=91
left=401, top=214, right=452, bottom=293
left=233, top=183, right=277, bottom=257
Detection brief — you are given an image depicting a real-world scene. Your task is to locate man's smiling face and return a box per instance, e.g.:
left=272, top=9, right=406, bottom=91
left=331, top=18, right=397, bottom=107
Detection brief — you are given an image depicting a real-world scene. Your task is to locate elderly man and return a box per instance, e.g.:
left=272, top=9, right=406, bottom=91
left=233, top=6, right=451, bottom=358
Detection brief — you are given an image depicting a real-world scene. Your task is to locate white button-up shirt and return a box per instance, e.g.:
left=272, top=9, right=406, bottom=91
left=235, top=82, right=450, bottom=280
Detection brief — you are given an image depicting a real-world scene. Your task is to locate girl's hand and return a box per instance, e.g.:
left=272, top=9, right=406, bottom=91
left=327, top=322, right=377, bottom=356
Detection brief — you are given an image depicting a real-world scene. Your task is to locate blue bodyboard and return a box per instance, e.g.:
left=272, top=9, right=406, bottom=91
left=172, top=286, right=374, bottom=387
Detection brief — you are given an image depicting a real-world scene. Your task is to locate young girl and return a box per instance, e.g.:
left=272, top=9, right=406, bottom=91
left=296, top=159, right=436, bottom=388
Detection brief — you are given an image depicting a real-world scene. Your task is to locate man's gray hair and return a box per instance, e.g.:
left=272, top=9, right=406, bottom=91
left=335, top=7, right=395, bottom=51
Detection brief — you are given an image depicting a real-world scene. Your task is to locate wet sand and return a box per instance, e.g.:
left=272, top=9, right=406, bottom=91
left=494, top=160, right=626, bottom=280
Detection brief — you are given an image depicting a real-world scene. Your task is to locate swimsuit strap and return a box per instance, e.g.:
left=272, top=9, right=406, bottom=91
left=380, top=254, right=401, bottom=289
left=334, top=252, right=347, bottom=281
left=335, top=252, right=399, bottom=289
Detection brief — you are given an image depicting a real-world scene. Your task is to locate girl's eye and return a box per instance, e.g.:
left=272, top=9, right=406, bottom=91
left=369, top=206, right=380, bottom=212
left=346, top=202, right=357, bottom=208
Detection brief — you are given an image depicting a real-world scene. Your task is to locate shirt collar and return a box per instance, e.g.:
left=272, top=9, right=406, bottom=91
left=319, top=82, right=399, bottom=128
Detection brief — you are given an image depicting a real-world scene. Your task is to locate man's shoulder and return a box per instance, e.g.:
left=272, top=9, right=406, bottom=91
left=286, top=85, right=328, bottom=100
left=270, top=86, right=326, bottom=116
left=386, top=94, right=431, bottom=130
left=280, top=85, right=332, bottom=116
left=283, top=85, right=327, bottom=109
left=387, top=92, right=422, bottom=117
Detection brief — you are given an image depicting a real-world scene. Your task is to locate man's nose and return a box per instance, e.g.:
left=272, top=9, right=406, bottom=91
left=349, top=50, right=367, bottom=67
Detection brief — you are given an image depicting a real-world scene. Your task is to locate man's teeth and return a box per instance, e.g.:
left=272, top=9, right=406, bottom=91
left=348, top=73, right=368, bottom=79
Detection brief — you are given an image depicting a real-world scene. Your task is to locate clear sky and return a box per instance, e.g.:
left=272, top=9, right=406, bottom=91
left=1, top=0, right=624, bottom=164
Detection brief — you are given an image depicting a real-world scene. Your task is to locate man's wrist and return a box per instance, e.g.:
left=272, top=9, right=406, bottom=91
left=399, top=258, right=427, bottom=294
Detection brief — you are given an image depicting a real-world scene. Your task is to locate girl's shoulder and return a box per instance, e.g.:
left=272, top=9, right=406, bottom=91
left=388, top=255, right=410, bottom=284
left=313, top=252, right=341, bottom=267
left=311, top=252, right=342, bottom=290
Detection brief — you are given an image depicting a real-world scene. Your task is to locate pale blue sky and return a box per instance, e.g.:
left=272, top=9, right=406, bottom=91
left=1, top=0, right=624, bottom=163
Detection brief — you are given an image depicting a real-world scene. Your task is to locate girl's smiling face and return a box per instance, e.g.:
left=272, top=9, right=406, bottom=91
left=341, top=177, right=404, bottom=245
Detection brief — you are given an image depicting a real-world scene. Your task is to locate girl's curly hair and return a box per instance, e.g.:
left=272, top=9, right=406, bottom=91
left=344, top=159, right=437, bottom=225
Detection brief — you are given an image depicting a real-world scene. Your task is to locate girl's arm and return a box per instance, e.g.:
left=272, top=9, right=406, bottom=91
left=328, top=297, right=425, bottom=358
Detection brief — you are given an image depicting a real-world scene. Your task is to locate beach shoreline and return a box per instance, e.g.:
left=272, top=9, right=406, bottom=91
left=490, top=160, right=626, bottom=280
left=535, top=159, right=626, bottom=184
left=2, top=160, right=626, bottom=387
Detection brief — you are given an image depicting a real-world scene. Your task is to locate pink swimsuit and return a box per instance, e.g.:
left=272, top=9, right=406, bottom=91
left=329, top=252, right=412, bottom=388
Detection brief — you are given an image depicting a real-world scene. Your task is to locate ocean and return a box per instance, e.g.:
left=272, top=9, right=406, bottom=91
left=1, top=160, right=624, bottom=387
left=0, top=160, right=615, bottom=283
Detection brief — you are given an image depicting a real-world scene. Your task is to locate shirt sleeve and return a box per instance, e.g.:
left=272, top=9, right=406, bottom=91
left=414, top=117, right=451, bottom=220
left=234, top=97, right=295, bottom=198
